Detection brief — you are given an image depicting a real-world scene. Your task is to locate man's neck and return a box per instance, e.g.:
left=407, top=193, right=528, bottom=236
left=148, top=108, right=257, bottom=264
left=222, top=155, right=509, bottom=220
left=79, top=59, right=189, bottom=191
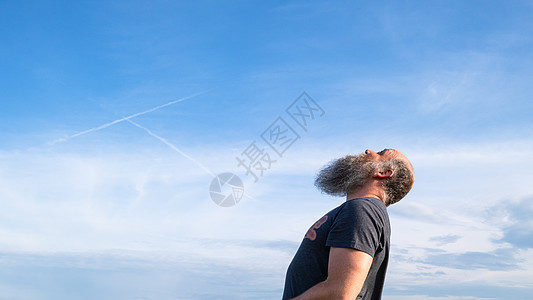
left=346, top=185, right=386, bottom=205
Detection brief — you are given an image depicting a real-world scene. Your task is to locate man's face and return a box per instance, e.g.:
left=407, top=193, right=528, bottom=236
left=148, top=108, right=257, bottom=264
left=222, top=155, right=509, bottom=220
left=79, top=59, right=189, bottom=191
left=365, top=149, right=413, bottom=172
left=365, top=148, right=396, bottom=161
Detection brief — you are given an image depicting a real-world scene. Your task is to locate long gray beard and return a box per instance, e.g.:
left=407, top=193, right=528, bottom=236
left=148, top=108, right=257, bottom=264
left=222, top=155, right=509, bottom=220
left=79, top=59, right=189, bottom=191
left=314, top=153, right=375, bottom=197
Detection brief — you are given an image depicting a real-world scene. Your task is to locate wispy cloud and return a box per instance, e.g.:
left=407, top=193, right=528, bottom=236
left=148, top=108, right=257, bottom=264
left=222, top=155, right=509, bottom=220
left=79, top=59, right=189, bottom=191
left=429, top=234, right=462, bottom=246
left=424, top=248, right=522, bottom=271
left=418, top=71, right=470, bottom=113
left=490, top=196, right=533, bottom=249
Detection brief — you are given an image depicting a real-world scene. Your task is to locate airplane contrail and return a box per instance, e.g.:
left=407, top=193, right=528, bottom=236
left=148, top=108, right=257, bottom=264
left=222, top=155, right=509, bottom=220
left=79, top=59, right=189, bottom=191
left=126, top=118, right=258, bottom=203
left=47, top=90, right=208, bottom=146
left=125, top=118, right=216, bottom=177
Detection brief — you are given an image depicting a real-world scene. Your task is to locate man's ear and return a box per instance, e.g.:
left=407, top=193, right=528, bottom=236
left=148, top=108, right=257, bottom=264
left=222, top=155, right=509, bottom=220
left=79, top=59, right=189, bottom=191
left=375, top=169, right=394, bottom=178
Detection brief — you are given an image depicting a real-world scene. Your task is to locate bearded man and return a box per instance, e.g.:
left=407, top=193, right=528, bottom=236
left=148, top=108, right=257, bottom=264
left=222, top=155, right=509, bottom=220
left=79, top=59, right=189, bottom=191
left=282, top=149, right=414, bottom=300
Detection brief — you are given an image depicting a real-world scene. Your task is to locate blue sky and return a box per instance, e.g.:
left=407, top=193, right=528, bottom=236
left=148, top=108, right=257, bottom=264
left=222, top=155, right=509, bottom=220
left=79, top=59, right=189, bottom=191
left=1, top=0, right=533, bottom=299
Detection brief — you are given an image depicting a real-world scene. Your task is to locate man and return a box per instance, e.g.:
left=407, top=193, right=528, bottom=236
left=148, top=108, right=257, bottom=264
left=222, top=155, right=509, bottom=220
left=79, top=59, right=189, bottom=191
left=282, top=149, right=414, bottom=300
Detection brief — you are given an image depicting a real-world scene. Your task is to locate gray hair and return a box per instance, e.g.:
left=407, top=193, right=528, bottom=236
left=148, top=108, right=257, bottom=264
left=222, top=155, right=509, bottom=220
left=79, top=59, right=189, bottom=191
left=314, top=154, right=414, bottom=205
left=379, top=158, right=414, bottom=205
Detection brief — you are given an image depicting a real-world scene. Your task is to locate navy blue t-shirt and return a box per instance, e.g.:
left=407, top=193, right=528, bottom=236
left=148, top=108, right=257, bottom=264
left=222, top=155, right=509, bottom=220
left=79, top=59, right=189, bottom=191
left=282, top=197, right=391, bottom=300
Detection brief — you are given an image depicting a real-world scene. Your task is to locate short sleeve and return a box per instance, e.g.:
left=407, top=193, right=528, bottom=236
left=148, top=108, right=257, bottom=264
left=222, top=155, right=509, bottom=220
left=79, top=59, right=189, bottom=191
left=325, top=199, right=384, bottom=256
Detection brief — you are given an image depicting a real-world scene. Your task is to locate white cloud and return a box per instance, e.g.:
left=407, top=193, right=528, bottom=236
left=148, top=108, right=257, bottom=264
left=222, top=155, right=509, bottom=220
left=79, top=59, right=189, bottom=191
left=1, top=134, right=533, bottom=297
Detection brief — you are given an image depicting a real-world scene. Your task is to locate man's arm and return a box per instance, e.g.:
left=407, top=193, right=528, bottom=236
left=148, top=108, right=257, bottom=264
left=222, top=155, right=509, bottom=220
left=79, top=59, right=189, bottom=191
left=290, top=247, right=373, bottom=300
